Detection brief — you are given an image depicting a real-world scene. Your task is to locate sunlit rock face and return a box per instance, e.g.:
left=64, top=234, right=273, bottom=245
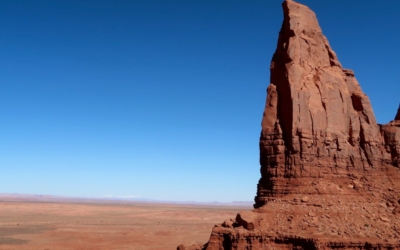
left=254, top=0, right=391, bottom=208
left=179, top=1, right=400, bottom=249
left=382, top=106, right=400, bottom=167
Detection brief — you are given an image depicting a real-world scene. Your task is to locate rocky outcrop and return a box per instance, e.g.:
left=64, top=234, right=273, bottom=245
left=254, top=0, right=392, bottom=208
left=382, top=106, right=400, bottom=167
left=179, top=0, right=400, bottom=249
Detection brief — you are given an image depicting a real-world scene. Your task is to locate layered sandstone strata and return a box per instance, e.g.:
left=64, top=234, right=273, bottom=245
left=254, top=0, right=392, bottom=208
left=179, top=0, right=400, bottom=249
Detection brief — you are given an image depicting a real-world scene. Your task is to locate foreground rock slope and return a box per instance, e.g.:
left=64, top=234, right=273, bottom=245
left=180, top=0, right=400, bottom=249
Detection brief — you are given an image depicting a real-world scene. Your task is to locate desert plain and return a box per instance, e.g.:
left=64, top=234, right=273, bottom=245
left=0, top=196, right=250, bottom=250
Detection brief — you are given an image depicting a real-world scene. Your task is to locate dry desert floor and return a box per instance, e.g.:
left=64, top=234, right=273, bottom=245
left=0, top=198, right=249, bottom=250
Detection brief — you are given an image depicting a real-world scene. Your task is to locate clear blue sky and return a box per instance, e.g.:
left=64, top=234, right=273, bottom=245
left=1, top=0, right=399, bottom=202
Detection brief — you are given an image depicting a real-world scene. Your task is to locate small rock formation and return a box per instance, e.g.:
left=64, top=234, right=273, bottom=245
left=178, top=0, right=400, bottom=249
left=382, top=105, right=400, bottom=167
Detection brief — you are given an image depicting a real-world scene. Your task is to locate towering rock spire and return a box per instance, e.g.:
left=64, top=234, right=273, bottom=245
left=395, top=104, right=400, bottom=120
left=255, top=0, right=388, bottom=208
left=180, top=1, right=400, bottom=249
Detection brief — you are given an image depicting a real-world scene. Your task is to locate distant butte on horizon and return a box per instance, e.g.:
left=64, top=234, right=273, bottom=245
left=179, top=0, right=400, bottom=249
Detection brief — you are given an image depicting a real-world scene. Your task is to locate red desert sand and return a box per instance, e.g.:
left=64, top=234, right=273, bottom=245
left=0, top=196, right=251, bottom=250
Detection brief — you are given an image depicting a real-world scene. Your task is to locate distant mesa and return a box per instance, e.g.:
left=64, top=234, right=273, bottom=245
left=179, top=0, right=400, bottom=249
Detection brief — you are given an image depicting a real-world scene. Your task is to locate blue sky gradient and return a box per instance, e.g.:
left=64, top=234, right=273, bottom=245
left=1, top=0, right=399, bottom=202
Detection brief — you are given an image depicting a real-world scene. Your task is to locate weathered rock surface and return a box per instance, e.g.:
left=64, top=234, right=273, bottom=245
left=179, top=0, right=400, bottom=249
left=381, top=106, right=400, bottom=167
left=254, top=0, right=392, bottom=208
left=177, top=244, right=206, bottom=250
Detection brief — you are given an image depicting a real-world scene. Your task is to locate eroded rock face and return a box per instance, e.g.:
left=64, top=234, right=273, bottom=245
left=254, top=0, right=392, bottom=208
left=179, top=0, right=400, bottom=249
left=381, top=107, right=400, bottom=167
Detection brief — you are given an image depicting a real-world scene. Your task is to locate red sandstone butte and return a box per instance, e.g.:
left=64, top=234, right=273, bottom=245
left=179, top=0, right=400, bottom=249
